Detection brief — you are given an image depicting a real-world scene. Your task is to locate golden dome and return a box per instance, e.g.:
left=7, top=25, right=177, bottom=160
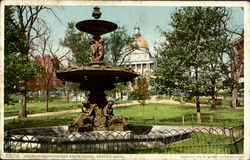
left=125, top=24, right=149, bottom=52
left=126, top=35, right=149, bottom=52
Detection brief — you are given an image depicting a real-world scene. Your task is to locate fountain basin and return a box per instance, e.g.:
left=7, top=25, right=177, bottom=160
left=56, top=66, right=138, bottom=91
left=76, top=20, right=118, bottom=36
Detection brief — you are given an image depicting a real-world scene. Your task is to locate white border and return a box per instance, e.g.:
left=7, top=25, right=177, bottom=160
left=0, top=1, right=249, bottom=160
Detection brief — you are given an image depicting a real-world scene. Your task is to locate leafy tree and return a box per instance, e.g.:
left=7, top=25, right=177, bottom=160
left=153, top=7, right=232, bottom=123
left=134, top=77, right=149, bottom=117
left=104, top=26, right=136, bottom=98
left=67, top=82, right=83, bottom=102
left=60, top=22, right=90, bottom=67
left=4, top=6, right=40, bottom=104
left=105, top=82, right=128, bottom=100
left=104, top=26, right=134, bottom=66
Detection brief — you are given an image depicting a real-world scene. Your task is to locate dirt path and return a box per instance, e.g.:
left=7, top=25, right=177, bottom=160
left=4, top=98, right=242, bottom=121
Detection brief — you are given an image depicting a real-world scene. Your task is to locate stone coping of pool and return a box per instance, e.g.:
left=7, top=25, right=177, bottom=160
left=6, top=125, right=193, bottom=136
left=5, top=126, right=193, bottom=150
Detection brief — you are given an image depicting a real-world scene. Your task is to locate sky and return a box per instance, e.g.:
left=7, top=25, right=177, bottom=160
left=37, top=5, right=244, bottom=58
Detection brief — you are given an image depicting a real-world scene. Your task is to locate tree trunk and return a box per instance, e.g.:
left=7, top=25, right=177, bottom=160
left=18, top=83, right=27, bottom=118
left=121, top=92, right=123, bottom=100
left=231, top=82, right=238, bottom=109
left=211, top=79, right=216, bottom=109
left=196, top=95, right=201, bottom=124
left=195, top=65, right=201, bottom=124
left=180, top=92, right=184, bottom=104
left=65, top=82, right=69, bottom=102
left=45, top=89, right=49, bottom=112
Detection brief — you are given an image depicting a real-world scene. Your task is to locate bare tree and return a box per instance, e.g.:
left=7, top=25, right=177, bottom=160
left=16, top=6, right=61, bottom=118
left=35, top=29, right=70, bottom=112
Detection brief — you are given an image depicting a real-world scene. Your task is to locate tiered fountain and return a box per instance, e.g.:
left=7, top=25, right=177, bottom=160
left=56, top=6, right=139, bottom=132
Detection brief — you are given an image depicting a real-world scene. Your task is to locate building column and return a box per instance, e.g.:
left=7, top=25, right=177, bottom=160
left=135, top=63, right=137, bottom=72
left=141, top=63, right=143, bottom=75
left=147, top=63, right=150, bottom=73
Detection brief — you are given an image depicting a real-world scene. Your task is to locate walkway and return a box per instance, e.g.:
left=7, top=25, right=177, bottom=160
left=4, top=97, right=243, bottom=121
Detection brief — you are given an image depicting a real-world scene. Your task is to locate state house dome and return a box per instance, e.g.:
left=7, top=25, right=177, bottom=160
left=125, top=24, right=149, bottom=52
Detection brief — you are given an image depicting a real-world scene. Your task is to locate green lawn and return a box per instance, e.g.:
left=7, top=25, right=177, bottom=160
left=5, top=103, right=243, bottom=130
left=114, top=104, right=243, bottom=127
left=4, top=101, right=82, bottom=117
left=4, top=99, right=131, bottom=117
left=114, top=103, right=243, bottom=120
left=5, top=113, right=79, bottom=130
left=134, top=133, right=243, bottom=154
left=114, top=100, right=132, bottom=104
left=158, top=96, right=244, bottom=107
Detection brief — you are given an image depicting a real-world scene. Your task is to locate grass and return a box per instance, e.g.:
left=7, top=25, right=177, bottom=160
left=157, top=96, right=244, bottom=107
left=113, top=100, right=132, bottom=104
left=4, top=98, right=132, bottom=117
left=4, top=113, right=79, bottom=130
left=4, top=101, right=82, bottom=117
left=4, top=103, right=244, bottom=130
left=114, top=103, right=243, bottom=120
left=134, top=133, right=243, bottom=154
left=114, top=104, right=243, bottom=127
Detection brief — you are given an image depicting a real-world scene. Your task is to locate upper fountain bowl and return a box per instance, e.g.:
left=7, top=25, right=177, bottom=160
left=76, top=20, right=118, bottom=36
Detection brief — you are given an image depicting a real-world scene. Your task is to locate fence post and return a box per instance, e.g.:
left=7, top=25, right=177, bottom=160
left=229, top=126, right=239, bottom=153
left=210, top=115, right=213, bottom=125
left=191, top=115, right=194, bottom=127
left=229, top=126, right=233, bottom=140
left=6, top=128, right=11, bottom=152
left=182, top=115, right=185, bottom=125
left=153, top=116, right=156, bottom=125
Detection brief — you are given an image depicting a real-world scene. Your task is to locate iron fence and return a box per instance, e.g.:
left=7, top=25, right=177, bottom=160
left=125, top=116, right=243, bottom=128
left=4, top=126, right=243, bottom=154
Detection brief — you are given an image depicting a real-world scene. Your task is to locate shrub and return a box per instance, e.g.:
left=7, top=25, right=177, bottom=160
left=128, top=92, right=139, bottom=100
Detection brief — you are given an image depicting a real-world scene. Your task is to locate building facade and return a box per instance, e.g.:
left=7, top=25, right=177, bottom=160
left=119, top=24, right=155, bottom=77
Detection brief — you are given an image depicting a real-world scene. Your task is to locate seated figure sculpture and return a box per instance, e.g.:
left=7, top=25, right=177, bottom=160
left=93, top=104, right=107, bottom=130
left=103, top=101, right=129, bottom=130
left=72, top=102, right=95, bottom=127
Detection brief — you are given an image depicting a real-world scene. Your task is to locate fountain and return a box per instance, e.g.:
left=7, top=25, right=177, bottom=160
left=56, top=6, right=139, bottom=132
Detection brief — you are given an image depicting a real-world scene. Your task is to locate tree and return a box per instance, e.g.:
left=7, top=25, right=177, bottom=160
left=4, top=6, right=40, bottom=104
left=105, top=82, right=128, bottom=100
left=153, top=7, right=232, bottom=123
left=60, top=22, right=90, bottom=67
left=15, top=6, right=61, bottom=118
left=67, top=82, right=83, bottom=102
left=34, top=26, right=70, bottom=111
left=35, top=54, right=62, bottom=111
left=104, top=26, right=134, bottom=66
left=134, top=77, right=149, bottom=117
left=229, top=32, right=244, bottom=109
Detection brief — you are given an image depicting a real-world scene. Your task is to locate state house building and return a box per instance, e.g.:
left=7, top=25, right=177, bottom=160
left=118, top=24, right=155, bottom=77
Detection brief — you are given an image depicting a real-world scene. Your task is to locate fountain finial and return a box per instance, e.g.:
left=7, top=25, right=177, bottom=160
left=92, top=6, right=102, bottom=19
